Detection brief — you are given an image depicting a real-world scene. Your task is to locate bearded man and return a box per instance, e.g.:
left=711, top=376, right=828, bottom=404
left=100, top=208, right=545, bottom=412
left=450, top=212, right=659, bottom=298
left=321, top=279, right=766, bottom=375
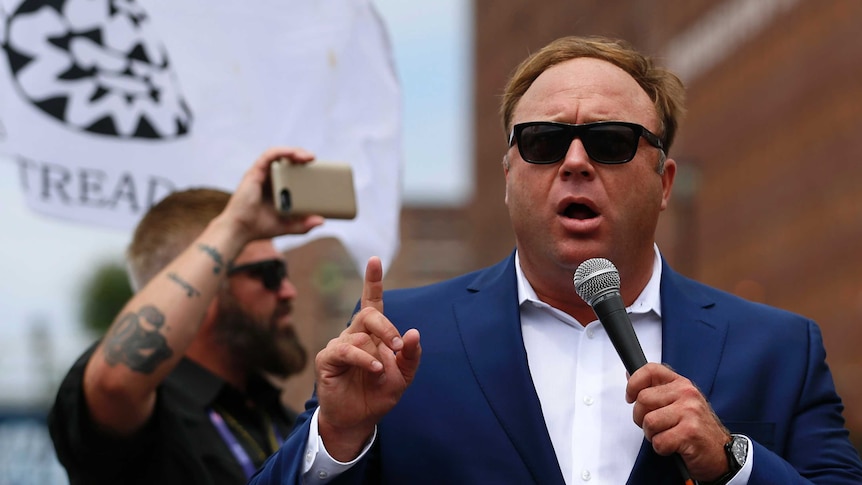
left=49, top=148, right=323, bottom=485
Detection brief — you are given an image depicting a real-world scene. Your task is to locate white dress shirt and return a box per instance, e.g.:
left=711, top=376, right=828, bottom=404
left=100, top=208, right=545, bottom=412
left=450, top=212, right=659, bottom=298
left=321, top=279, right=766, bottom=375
left=517, top=248, right=663, bottom=484
left=303, top=246, right=752, bottom=484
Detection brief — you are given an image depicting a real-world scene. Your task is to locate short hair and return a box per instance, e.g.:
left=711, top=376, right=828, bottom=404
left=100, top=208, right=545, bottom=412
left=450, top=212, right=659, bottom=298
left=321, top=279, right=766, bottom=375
left=500, top=36, right=686, bottom=154
left=126, top=188, right=231, bottom=291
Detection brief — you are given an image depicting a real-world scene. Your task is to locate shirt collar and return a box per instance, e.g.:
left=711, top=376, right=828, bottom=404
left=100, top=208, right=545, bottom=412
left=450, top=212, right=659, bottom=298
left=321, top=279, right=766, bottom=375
left=167, top=358, right=284, bottom=410
left=168, top=357, right=226, bottom=408
left=515, top=244, right=663, bottom=318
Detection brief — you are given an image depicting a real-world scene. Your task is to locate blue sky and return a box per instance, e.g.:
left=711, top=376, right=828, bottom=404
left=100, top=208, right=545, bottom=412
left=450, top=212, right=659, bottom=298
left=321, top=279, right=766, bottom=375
left=0, top=0, right=472, bottom=405
left=377, top=0, right=473, bottom=204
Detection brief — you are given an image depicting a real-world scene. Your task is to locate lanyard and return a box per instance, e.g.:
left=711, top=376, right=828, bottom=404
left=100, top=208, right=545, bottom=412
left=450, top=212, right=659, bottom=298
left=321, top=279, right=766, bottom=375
left=208, top=408, right=284, bottom=479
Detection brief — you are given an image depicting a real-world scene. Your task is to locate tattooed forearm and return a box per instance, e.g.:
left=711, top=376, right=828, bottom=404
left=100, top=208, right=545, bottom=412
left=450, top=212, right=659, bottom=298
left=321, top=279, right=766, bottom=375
left=103, top=305, right=173, bottom=374
left=168, top=272, right=201, bottom=298
left=197, top=243, right=226, bottom=274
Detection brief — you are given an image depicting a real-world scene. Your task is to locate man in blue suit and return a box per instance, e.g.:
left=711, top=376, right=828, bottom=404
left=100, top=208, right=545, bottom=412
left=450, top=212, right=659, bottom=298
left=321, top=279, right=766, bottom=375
left=251, top=36, right=862, bottom=484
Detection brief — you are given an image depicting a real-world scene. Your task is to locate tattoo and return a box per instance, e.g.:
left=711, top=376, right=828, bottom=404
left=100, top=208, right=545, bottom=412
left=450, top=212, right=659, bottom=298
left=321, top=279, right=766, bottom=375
left=197, top=243, right=225, bottom=274
left=168, top=272, right=201, bottom=298
left=103, top=305, right=174, bottom=374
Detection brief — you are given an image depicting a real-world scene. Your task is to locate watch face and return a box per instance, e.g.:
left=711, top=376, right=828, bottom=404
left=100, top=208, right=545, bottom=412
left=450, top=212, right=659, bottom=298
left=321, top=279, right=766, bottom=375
left=730, top=435, right=748, bottom=465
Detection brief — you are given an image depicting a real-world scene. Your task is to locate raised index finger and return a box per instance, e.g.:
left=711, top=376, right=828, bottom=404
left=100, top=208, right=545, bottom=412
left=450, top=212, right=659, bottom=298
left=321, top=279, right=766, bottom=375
left=361, top=256, right=384, bottom=313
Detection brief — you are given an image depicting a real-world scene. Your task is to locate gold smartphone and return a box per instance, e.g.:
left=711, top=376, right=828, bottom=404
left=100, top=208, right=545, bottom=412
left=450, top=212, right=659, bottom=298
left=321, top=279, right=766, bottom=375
left=270, top=158, right=357, bottom=219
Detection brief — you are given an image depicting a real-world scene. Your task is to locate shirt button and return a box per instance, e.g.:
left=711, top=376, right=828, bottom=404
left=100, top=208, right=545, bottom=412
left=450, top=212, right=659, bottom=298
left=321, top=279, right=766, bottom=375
left=318, top=470, right=329, bottom=479
left=583, top=395, right=594, bottom=406
left=581, top=469, right=591, bottom=481
left=586, top=328, right=595, bottom=339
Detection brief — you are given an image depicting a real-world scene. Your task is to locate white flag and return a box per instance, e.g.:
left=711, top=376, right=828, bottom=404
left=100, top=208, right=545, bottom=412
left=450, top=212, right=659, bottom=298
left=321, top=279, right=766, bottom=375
left=0, top=0, right=403, bottom=273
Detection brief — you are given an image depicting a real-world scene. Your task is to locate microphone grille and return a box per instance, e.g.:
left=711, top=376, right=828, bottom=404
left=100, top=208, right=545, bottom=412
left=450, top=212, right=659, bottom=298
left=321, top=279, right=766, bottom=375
left=573, top=258, right=621, bottom=305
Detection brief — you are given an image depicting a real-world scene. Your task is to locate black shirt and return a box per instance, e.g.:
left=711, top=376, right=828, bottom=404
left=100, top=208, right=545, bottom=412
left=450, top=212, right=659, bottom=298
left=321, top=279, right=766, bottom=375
left=48, top=345, right=298, bottom=485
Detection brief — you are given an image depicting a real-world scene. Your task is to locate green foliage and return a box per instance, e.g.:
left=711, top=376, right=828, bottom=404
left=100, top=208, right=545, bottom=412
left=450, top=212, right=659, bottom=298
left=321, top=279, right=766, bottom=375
left=80, top=261, right=133, bottom=335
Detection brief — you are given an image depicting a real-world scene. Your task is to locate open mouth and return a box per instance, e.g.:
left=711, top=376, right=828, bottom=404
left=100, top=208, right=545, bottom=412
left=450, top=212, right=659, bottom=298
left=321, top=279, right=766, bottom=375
left=562, top=202, right=598, bottom=220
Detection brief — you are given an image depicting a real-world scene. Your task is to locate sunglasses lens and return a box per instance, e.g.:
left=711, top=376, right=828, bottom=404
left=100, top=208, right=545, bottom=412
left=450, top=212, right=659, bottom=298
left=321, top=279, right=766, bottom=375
left=230, top=260, right=287, bottom=291
left=262, top=262, right=287, bottom=290
left=582, top=124, right=639, bottom=163
left=518, top=124, right=571, bottom=164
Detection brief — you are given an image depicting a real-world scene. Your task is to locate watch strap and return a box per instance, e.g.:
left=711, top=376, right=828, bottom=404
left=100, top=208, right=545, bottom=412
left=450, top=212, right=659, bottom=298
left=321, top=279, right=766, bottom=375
left=701, top=434, right=747, bottom=485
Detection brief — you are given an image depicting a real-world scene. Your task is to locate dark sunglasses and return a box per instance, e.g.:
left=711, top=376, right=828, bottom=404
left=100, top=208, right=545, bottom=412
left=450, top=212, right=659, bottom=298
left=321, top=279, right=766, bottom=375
left=227, top=259, right=288, bottom=291
left=508, top=120, right=664, bottom=165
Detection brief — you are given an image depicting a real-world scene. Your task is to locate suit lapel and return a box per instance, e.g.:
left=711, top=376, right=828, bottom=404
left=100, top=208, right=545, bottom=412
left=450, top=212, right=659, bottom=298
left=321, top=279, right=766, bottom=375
left=659, top=261, right=726, bottom=397
left=627, top=260, right=728, bottom=484
left=452, top=254, right=566, bottom=485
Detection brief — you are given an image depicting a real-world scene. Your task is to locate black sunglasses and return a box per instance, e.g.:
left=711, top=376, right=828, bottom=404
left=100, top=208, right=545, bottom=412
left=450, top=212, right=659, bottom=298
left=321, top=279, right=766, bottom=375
left=227, top=259, right=288, bottom=291
left=508, top=120, right=664, bottom=165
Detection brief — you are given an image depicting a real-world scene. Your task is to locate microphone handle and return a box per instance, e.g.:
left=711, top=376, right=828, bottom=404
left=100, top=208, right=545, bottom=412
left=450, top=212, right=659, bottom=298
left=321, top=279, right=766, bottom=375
left=591, top=293, right=695, bottom=485
left=592, top=294, right=647, bottom=374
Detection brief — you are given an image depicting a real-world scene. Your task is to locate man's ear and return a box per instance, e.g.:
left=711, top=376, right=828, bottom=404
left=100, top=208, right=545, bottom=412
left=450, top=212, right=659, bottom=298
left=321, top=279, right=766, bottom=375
left=503, top=155, right=510, bottom=205
left=660, top=157, right=676, bottom=211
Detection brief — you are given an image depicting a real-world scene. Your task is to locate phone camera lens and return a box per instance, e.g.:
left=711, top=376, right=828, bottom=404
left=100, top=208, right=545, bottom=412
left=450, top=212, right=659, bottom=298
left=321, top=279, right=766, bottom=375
left=279, top=189, right=292, bottom=211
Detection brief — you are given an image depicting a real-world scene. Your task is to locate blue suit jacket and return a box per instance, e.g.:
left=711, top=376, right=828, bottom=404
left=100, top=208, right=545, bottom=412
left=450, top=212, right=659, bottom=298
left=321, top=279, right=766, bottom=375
left=252, top=253, right=862, bottom=484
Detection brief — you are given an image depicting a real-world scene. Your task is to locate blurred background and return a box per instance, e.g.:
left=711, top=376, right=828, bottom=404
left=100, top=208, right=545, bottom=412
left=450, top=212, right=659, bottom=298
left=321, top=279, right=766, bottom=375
left=1, top=0, right=861, bottom=482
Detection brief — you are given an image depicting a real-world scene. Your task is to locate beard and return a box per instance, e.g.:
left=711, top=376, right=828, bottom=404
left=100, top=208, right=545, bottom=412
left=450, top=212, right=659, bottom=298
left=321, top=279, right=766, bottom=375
left=213, top=292, right=308, bottom=378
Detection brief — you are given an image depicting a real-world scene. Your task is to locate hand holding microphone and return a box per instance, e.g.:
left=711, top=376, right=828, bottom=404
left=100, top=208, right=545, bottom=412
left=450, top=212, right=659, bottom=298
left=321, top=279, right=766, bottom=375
left=574, top=258, right=695, bottom=485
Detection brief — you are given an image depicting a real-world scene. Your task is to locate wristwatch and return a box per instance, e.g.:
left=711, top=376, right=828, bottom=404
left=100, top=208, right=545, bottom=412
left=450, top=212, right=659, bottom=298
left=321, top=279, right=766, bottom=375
left=703, top=434, right=748, bottom=485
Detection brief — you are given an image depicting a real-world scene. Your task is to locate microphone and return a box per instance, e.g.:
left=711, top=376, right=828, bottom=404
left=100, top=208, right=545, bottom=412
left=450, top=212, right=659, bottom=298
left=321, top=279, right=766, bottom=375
left=573, top=258, right=694, bottom=485
left=573, top=258, right=646, bottom=374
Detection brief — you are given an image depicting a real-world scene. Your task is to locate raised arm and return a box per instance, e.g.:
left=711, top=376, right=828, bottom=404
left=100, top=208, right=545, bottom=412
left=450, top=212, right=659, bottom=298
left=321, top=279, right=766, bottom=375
left=82, top=147, right=324, bottom=435
left=315, top=256, right=422, bottom=461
